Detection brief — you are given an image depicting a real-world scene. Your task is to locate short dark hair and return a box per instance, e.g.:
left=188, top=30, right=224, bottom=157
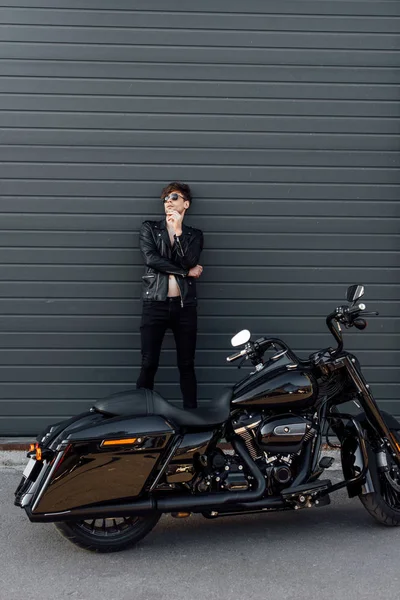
left=160, top=181, right=192, bottom=206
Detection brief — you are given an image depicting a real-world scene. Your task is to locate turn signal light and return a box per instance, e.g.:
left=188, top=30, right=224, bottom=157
left=29, top=444, right=36, bottom=452
left=35, top=447, right=42, bottom=461
left=101, top=438, right=137, bottom=447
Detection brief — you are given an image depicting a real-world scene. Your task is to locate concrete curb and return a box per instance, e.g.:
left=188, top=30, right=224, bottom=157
left=0, top=438, right=32, bottom=451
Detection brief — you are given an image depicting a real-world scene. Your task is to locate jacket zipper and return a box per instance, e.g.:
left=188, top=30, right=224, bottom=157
left=157, top=238, right=165, bottom=300
left=175, top=236, right=185, bottom=305
left=176, top=279, right=184, bottom=308
left=175, top=236, right=184, bottom=257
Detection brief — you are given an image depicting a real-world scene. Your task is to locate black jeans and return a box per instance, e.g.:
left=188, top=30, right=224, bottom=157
left=136, top=298, right=198, bottom=409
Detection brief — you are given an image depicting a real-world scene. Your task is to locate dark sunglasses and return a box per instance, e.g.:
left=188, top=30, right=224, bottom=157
left=163, top=193, right=184, bottom=203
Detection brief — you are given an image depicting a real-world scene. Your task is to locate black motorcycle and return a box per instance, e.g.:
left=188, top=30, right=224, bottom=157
left=15, top=285, right=400, bottom=552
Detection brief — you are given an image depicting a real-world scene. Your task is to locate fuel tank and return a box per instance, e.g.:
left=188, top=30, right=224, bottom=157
left=232, top=361, right=318, bottom=410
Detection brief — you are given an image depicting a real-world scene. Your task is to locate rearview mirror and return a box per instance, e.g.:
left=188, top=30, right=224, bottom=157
left=346, top=284, right=365, bottom=303
left=231, top=329, right=251, bottom=347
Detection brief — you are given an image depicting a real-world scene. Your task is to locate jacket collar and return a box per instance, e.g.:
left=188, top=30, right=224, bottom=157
left=157, top=218, right=188, bottom=234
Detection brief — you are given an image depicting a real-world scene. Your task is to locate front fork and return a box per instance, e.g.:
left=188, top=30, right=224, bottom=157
left=344, top=355, right=400, bottom=463
left=328, top=354, right=400, bottom=497
left=330, top=412, right=375, bottom=497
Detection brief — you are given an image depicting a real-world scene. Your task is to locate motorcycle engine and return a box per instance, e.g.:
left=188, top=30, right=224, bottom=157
left=195, top=411, right=316, bottom=495
left=196, top=449, right=250, bottom=493
left=231, top=411, right=316, bottom=492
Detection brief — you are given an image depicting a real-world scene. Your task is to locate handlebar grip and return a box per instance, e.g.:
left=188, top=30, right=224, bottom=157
left=347, top=304, right=363, bottom=314
left=227, top=349, right=247, bottom=362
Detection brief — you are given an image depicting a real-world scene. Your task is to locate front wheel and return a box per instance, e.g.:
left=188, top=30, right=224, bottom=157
left=359, top=446, right=400, bottom=527
left=54, top=513, right=161, bottom=553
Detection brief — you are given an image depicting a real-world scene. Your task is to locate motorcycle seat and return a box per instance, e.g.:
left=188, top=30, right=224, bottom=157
left=92, top=387, right=232, bottom=428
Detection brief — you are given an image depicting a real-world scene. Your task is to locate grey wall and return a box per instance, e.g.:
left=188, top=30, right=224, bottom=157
left=0, top=0, right=399, bottom=435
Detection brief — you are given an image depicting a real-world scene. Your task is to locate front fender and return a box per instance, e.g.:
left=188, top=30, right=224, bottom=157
left=337, top=409, right=400, bottom=498
left=341, top=434, right=375, bottom=498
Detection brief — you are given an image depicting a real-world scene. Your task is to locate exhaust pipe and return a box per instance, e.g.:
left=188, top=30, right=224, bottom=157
left=157, top=436, right=265, bottom=512
left=27, top=498, right=156, bottom=522
left=28, top=436, right=267, bottom=523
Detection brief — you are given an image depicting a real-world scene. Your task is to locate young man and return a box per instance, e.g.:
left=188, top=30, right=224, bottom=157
left=136, top=182, right=204, bottom=409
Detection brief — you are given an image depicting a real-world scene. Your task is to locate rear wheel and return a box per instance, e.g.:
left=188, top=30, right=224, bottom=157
left=54, top=513, right=161, bottom=553
left=359, top=445, right=400, bottom=527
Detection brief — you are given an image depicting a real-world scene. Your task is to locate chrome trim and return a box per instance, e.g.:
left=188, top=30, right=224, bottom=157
left=21, top=492, right=35, bottom=507
left=149, top=436, right=183, bottom=492
left=20, top=459, right=50, bottom=507
left=56, top=439, right=71, bottom=451
left=271, top=350, right=288, bottom=361
left=44, top=510, right=71, bottom=516
left=234, top=420, right=261, bottom=436
left=273, top=424, right=307, bottom=437
left=31, top=452, right=64, bottom=512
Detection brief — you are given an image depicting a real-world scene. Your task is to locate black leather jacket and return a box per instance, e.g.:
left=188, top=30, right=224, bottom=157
left=139, top=219, right=204, bottom=306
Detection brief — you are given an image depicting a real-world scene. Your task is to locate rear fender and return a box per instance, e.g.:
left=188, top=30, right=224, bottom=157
left=37, top=411, right=96, bottom=447
left=15, top=410, right=103, bottom=509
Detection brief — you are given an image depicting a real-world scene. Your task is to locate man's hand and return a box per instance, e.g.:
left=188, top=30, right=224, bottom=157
left=188, top=264, right=203, bottom=278
left=166, top=210, right=184, bottom=236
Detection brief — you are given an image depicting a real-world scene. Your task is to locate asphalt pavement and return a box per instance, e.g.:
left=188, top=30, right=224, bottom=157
left=1, top=463, right=399, bottom=600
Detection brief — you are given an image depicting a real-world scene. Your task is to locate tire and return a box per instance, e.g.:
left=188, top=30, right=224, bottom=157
left=360, top=493, right=400, bottom=527
left=359, top=445, right=400, bottom=527
left=54, top=513, right=161, bottom=553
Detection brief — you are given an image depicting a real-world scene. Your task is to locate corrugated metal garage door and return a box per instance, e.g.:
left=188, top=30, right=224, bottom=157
left=0, top=0, right=399, bottom=435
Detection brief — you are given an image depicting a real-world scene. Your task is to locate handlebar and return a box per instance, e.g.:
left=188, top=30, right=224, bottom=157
left=227, top=337, right=298, bottom=367
left=226, top=348, right=248, bottom=363
left=227, top=295, right=379, bottom=366
left=327, top=302, right=379, bottom=355
left=347, top=303, right=365, bottom=315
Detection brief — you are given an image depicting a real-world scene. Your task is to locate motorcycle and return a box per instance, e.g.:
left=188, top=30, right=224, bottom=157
left=15, top=284, right=400, bottom=552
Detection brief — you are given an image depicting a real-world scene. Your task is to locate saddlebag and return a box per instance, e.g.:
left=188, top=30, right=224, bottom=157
left=28, top=415, right=174, bottom=516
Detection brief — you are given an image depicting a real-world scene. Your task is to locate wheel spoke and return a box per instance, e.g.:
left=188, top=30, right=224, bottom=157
left=76, top=514, right=142, bottom=537
left=381, top=465, right=400, bottom=509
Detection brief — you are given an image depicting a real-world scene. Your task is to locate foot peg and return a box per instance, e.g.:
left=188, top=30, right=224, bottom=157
left=281, top=479, right=332, bottom=509
left=319, top=456, right=335, bottom=469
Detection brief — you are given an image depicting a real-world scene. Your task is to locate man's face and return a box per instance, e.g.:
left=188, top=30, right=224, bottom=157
left=163, top=191, right=190, bottom=216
